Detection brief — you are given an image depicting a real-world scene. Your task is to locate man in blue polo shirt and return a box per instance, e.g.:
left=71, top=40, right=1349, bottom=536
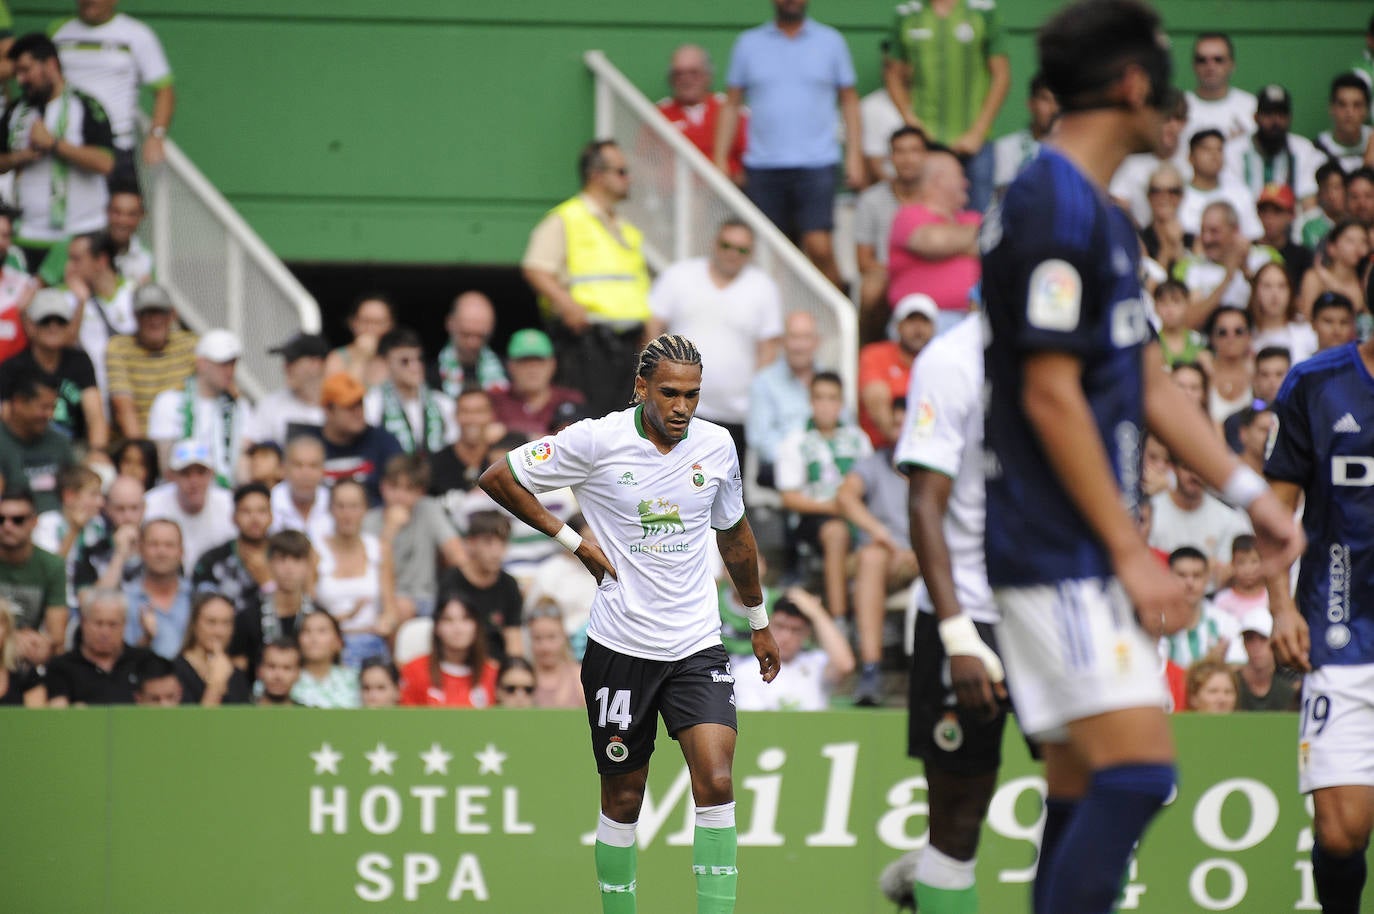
left=715, top=0, right=864, bottom=287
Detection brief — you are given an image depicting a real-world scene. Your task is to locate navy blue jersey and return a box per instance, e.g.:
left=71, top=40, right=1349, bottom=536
left=982, top=148, right=1151, bottom=586
left=1265, top=343, right=1374, bottom=668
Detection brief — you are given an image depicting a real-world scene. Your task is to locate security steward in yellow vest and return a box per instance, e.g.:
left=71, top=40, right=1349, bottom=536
left=522, top=140, right=651, bottom=417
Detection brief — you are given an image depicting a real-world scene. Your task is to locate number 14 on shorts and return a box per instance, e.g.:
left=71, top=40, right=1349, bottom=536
left=596, top=687, right=634, bottom=730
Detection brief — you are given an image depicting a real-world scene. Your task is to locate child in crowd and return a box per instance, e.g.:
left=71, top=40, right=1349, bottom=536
left=1185, top=659, right=1239, bottom=713
left=291, top=611, right=361, bottom=708
left=33, top=465, right=106, bottom=607
left=1161, top=547, right=1243, bottom=668
left=1154, top=279, right=1209, bottom=368
left=255, top=637, right=302, bottom=706
left=496, top=657, right=537, bottom=708
left=365, top=453, right=464, bottom=620
left=359, top=658, right=401, bottom=708
left=439, top=510, right=524, bottom=661
left=231, top=530, right=317, bottom=677
left=775, top=371, right=871, bottom=620
left=399, top=596, right=498, bottom=708
left=247, top=442, right=285, bottom=488
left=1211, top=535, right=1267, bottom=623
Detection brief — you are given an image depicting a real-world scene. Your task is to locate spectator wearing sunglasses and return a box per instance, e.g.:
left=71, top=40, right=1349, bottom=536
left=495, top=656, right=536, bottom=709
left=0, top=486, right=66, bottom=665
left=648, top=219, right=782, bottom=467
left=1182, top=32, right=1255, bottom=147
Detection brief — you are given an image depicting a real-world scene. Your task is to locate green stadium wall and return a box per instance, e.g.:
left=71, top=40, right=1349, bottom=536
left=3, top=708, right=1368, bottom=913
left=11, top=1, right=1371, bottom=265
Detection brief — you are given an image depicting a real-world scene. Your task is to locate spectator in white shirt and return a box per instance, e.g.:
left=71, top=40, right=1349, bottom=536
left=269, top=435, right=334, bottom=544
left=648, top=218, right=782, bottom=464
left=1111, top=88, right=1191, bottom=228
left=1183, top=32, right=1255, bottom=146
left=1315, top=74, right=1372, bottom=173
left=52, top=0, right=175, bottom=182
left=1173, top=200, right=1278, bottom=326
left=859, top=42, right=907, bottom=185
left=246, top=333, right=327, bottom=449
left=730, top=588, right=853, bottom=711
left=1148, top=457, right=1252, bottom=590
left=147, top=329, right=255, bottom=488
left=1224, top=84, right=1323, bottom=214
left=1178, top=129, right=1261, bottom=239
left=106, top=186, right=153, bottom=284
left=142, top=439, right=235, bottom=570
left=991, top=72, right=1058, bottom=199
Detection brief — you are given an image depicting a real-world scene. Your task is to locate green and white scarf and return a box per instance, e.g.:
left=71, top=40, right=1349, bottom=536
left=379, top=381, right=445, bottom=454
left=436, top=343, right=507, bottom=398
left=8, top=86, right=73, bottom=230
left=180, top=376, right=237, bottom=488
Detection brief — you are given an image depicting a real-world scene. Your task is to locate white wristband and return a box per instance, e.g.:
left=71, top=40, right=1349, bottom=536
left=1220, top=465, right=1267, bottom=509
left=937, top=615, right=1006, bottom=683
left=745, top=601, right=769, bottom=631
left=553, top=524, right=582, bottom=553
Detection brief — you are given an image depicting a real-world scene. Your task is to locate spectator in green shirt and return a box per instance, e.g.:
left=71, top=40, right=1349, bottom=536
left=884, top=0, right=1010, bottom=213
left=0, top=363, right=74, bottom=514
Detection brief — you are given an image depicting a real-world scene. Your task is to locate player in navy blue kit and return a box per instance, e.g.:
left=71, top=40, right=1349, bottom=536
left=981, top=4, right=1304, bottom=913
left=1267, top=336, right=1374, bottom=914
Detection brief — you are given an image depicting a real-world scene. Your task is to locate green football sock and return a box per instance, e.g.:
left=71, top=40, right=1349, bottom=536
left=595, top=813, right=638, bottom=914
left=692, top=824, right=738, bottom=914
left=915, top=846, right=978, bottom=914
left=595, top=840, right=637, bottom=914
left=914, top=882, right=979, bottom=914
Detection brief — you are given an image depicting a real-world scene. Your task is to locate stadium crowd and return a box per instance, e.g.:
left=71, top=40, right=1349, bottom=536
left=0, top=0, right=1366, bottom=718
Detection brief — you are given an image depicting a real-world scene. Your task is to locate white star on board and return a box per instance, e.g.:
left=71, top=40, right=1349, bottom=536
left=310, top=742, right=342, bottom=775
left=474, top=742, right=507, bottom=776
left=365, top=742, right=398, bottom=775
left=420, top=742, right=453, bottom=775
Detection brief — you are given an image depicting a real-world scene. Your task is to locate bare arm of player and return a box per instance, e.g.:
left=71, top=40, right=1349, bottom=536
left=717, top=516, right=780, bottom=683
left=907, top=466, right=1003, bottom=717
left=477, top=459, right=617, bottom=583
left=1022, top=351, right=1192, bottom=635
left=1263, top=479, right=1310, bottom=672
left=1142, top=341, right=1305, bottom=577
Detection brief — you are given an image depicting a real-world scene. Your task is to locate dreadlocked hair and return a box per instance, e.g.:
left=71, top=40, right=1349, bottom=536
left=631, top=334, right=702, bottom=403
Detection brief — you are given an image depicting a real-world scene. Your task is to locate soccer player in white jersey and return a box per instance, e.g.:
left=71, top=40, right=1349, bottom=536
left=479, top=334, right=779, bottom=914
left=1266, top=331, right=1374, bottom=914
left=981, top=4, right=1304, bottom=912
left=893, top=312, right=1034, bottom=913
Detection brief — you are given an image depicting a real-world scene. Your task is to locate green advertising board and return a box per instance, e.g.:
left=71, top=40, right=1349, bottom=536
left=1, top=709, right=1357, bottom=912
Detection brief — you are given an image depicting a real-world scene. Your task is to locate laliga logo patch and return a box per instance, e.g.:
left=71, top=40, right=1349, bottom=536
left=606, top=736, right=630, bottom=764
left=530, top=442, right=553, bottom=462
left=1299, top=740, right=1310, bottom=773
left=691, top=463, right=705, bottom=488
left=933, top=713, right=963, bottom=752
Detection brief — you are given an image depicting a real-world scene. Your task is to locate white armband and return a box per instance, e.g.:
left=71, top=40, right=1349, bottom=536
left=745, top=600, right=769, bottom=631
left=937, top=615, right=1006, bottom=683
left=1220, top=465, right=1267, bottom=510
left=553, top=524, right=582, bottom=553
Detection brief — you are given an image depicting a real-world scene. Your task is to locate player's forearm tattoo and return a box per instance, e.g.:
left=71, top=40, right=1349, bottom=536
left=718, top=522, right=763, bottom=606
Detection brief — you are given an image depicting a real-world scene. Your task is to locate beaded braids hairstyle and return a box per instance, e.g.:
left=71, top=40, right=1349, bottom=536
left=631, top=334, right=702, bottom=405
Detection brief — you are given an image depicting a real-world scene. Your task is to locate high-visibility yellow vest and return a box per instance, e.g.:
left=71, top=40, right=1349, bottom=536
left=549, top=196, right=650, bottom=323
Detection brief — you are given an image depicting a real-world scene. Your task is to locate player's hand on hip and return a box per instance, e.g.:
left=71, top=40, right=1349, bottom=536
left=1246, top=491, right=1306, bottom=578
left=1270, top=605, right=1312, bottom=673
left=1118, top=547, right=1191, bottom=636
left=752, top=627, right=781, bottom=683
left=575, top=541, right=618, bottom=585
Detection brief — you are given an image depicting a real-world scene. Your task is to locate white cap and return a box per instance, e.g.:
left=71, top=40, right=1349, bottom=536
left=892, top=292, right=939, bottom=325
left=1239, top=607, right=1273, bottom=638
left=195, top=329, right=242, bottom=363
left=27, top=288, right=74, bottom=324
left=168, top=439, right=213, bottom=472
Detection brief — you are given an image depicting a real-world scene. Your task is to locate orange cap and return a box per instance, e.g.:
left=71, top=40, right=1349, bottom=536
left=320, top=372, right=366, bottom=407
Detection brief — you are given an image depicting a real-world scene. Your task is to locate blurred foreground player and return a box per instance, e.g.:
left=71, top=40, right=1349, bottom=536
left=889, top=313, right=1026, bottom=913
left=1266, top=335, right=1374, bottom=914
left=480, top=334, right=779, bottom=914
left=981, top=3, right=1303, bottom=912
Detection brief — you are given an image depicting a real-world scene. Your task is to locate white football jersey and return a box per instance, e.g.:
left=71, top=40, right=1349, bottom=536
left=893, top=314, right=998, bottom=624
left=509, top=406, right=745, bottom=661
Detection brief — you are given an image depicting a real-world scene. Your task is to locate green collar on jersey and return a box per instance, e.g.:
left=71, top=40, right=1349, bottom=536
left=633, top=403, right=688, bottom=442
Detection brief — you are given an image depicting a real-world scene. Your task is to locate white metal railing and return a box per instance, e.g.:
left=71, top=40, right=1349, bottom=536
left=139, top=127, right=321, bottom=401
left=584, top=50, right=858, bottom=403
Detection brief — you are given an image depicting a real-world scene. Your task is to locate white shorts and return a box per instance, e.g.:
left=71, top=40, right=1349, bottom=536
left=1298, top=664, right=1374, bottom=794
left=995, top=577, right=1166, bottom=741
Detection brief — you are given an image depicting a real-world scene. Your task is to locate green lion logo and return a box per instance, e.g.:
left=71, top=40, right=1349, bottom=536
left=637, top=498, right=686, bottom=538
